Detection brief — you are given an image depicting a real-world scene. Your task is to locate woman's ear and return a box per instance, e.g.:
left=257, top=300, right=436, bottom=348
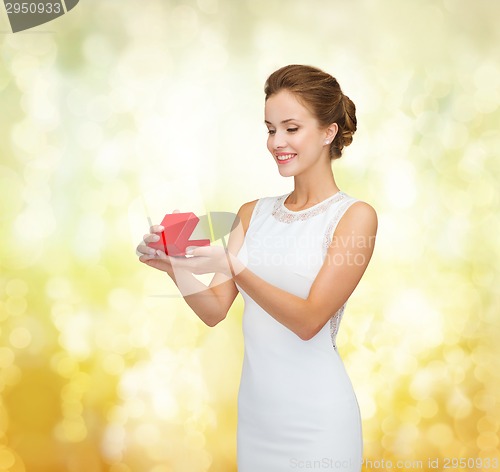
left=325, top=123, right=339, bottom=143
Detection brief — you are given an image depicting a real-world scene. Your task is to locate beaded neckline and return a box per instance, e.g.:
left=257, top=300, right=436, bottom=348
left=272, top=191, right=347, bottom=223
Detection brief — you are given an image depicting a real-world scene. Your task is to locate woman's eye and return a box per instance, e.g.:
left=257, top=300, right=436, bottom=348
left=267, top=130, right=276, bottom=135
left=287, top=128, right=298, bottom=133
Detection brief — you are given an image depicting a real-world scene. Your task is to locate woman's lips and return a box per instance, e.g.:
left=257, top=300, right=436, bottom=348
left=276, top=153, right=296, bottom=164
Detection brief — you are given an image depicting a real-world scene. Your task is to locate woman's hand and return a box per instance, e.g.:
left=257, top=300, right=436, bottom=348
left=136, top=223, right=175, bottom=274
left=168, top=245, right=243, bottom=278
left=137, top=209, right=247, bottom=326
left=138, top=239, right=241, bottom=278
left=136, top=210, right=245, bottom=278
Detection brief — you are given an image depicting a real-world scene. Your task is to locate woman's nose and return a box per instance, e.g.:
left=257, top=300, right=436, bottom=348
left=273, top=131, right=287, bottom=148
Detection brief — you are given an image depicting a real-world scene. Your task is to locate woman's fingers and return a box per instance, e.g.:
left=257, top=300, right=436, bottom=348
left=139, top=253, right=155, bottom=262
left=150, top=224, right=164, bottom=233
left=136, top=242, right=155, bottom=255
left=185, top=245, right=212, bottom=257
left=140, top=212, right=181, bottom=268
left=155, top=250, right=168, bottom=260
left=148, top=211, right=179, bottom=234
left=138, top=249, right=174, bottom=270
left=143, top=233, right=160, bottom=244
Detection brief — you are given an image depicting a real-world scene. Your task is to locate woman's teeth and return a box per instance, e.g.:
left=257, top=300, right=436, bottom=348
left=277, top=154, right=296, bottom=161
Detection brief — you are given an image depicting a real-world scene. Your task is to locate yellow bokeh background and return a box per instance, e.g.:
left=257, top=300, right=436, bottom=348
left=1, top=0, right=499, bottom=471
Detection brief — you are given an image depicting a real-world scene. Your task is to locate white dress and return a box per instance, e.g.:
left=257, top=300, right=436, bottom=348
left=235, top=190, right=363, bottom=472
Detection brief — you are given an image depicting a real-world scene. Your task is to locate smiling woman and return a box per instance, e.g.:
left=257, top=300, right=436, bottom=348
left=265, top=64, right=357, bottom=161
left=136, top=64, right=377, bottom=472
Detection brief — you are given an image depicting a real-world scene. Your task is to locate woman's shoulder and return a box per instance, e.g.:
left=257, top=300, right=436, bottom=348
left=236, top=199, right=259, bottom=234
left=341, top=193, right=377, bottom=217
left=238, top=198, right=258, bottom=218
left=334, top=198, right=378, bottom=237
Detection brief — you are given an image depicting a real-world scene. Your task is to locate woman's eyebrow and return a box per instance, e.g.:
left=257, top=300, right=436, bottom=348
left=264, top=118, right=302, bottom=125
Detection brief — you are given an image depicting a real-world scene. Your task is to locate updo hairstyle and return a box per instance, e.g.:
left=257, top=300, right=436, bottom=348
left=264, top=64, right=357, bottom=160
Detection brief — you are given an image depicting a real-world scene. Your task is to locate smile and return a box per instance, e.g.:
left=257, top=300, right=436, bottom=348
left=276, top=153, right=296, bottom=163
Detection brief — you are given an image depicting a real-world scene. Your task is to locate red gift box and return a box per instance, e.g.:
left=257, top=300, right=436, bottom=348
left=147, top=212, right=210, bottom=256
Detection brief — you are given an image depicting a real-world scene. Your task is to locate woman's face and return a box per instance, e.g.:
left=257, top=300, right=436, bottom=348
left=264, top=89, right=335, bottom=176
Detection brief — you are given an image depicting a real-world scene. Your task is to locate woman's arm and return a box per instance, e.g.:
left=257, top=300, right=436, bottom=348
left=163, top=200, right=377, bottom=339
left=137, top=201, right=257, bottom=326
left=176, top=200, right=256, bottom=326
left=227, top=201, right=378, bottom=340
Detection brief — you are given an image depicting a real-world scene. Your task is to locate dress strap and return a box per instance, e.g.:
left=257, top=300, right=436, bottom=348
left=245, top=196, right=274, bottom=231
left=322, top=197, right=360, bottom=255
left=250, top=197, right=266, bottom=222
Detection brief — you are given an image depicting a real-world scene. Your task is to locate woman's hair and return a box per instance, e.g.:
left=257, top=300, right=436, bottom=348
left=264, top=64, right=357, bottom=160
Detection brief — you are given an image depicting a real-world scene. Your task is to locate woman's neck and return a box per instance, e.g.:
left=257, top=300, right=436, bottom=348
left=288, top=174, right=339, bottom=206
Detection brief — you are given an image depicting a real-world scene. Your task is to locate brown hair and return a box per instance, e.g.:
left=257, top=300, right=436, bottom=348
left=264, top=64, right=357, bottom=160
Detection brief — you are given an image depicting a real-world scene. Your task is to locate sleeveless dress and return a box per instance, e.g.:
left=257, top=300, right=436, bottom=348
left=234, top=190, right=363, bottom=472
